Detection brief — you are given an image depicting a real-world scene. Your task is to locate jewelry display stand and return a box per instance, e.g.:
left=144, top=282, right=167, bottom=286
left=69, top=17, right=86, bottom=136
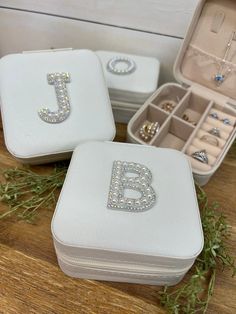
left=128, top=0, right=236, bottom=186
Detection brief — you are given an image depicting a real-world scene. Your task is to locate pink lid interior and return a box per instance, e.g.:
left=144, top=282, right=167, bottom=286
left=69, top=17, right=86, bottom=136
left=174, top=0, right=236, bottom=102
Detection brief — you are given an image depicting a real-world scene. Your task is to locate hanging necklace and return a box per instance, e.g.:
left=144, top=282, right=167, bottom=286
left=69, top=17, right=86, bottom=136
left=214, top=31, right=236, bottom=86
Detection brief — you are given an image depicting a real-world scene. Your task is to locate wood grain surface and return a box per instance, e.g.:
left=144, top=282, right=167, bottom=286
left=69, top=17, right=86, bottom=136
left=0, top=122, right=235, bottom=314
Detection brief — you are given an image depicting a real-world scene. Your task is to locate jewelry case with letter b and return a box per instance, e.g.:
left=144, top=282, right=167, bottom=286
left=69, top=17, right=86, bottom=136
left=0, top=49, right=115, bottom=164
left=52, top=141, right=203, bottom=286
left=127, top=0, right=236, bottom=186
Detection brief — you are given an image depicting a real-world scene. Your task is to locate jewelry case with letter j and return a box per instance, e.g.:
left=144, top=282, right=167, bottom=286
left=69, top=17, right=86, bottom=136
left=127, top=0, right=236, bottom=186
left=0, top=49, right=115, bottom=164
left=52, top=141, right=203, bottom=286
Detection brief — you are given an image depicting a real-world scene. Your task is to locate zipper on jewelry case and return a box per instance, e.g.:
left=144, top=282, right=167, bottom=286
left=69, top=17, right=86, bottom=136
left=58, top=256, right=188, bottom=279
left=59, top=259, right=186, bottom=280
left=56, top=251, right=191, bottom=275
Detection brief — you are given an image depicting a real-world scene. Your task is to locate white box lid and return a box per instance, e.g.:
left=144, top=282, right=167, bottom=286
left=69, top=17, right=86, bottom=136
left=52, top=141, right=203, bottom=266
left=97, top=51, right=160, bottom=104
left=0, top=49, right=115, bottom=163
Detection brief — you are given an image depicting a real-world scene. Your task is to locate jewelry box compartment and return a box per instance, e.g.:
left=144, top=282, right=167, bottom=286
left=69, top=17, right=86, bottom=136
left=127, top=83, right=236, bottom=186
left=174, top=91, right=211, bottom=126
left=129, top=105, right=169, bottom=144
left=151, top=117, right=195, bottom=151
left=150, top=84, right=187, bottom=114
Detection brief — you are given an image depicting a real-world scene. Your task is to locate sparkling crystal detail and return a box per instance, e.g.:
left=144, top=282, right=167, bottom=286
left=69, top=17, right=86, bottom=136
left=107, top=161, right=156, bottom=212
left=222, top=118, right=231, bottom=125
left=210, top=112, right=219, bottom=120
left=38, top=72, right=71, bottom=123
left=214, top=73, right=224, bottom=84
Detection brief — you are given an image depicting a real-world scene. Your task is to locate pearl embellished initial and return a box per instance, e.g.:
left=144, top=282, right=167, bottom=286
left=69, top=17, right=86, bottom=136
left=107, top=161, right=156, bottom=212
left=38, top=72, right=71, bottom=123
left=107, top=57, right=136, bottom=75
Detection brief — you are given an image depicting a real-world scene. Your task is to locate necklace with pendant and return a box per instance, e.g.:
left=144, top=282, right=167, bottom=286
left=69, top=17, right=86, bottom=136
left=214, top=31, right=236, bottom=86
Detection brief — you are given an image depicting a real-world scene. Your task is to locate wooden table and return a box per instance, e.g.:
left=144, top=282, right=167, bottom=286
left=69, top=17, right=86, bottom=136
left=0, top=123, right=235, bottom=314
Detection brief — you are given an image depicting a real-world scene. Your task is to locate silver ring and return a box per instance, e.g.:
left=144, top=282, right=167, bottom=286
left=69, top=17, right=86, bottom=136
left=208, top=127, right=221, bottom=138
left=107, top=56, right=136, bottom=75
left=209, top=112, right=219, bottom=120
left=192, top=150, right=209, bottom=164
left=210, top=112, right=232, bottom=126
left=221, top=118, right=231, bottom=125
left=200, top=135, right=219, bottom=147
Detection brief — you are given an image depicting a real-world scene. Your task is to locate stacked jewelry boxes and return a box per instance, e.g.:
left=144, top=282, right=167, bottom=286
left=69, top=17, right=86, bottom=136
left=3, top=2, right=231, bottom=286
left=0, top=49, right=115, bottom=164
left=128, top=0, right=236, bottom=186
left=0, top=47, right=204, bottom=286
left=97, top=51, right=160, bottom=123
left=52, top=141, right=203, bottom=285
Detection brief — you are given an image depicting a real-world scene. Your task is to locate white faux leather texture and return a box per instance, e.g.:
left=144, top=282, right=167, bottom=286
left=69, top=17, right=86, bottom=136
left=96, top=51, right=160, bottom=103
left=52, top=142, right=203, bottom=260
left=0, top=50, right=115, bottom=161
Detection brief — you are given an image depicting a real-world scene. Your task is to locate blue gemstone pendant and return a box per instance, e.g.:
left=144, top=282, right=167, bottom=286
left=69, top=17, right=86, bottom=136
left=214, top=73, right=224, bottom=85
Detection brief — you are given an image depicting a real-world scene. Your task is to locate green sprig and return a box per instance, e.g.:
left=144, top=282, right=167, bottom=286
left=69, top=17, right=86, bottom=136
left=0, top=165, right=67, bottom=222
left=159, top=186, right=236, bottom=313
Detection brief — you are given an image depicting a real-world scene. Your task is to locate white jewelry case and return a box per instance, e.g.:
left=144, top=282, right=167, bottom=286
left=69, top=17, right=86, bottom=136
left=127, top=0, right=236, bottom=186
left=52, top=141, right=203, bottom=286
left=0, top=49, right=115, bottom=164
left=96, top=51, right=160, bottom=123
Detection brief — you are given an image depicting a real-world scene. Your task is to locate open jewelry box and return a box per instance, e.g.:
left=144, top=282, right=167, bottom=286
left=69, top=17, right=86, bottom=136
left=128, top=0, right=236, bottom=186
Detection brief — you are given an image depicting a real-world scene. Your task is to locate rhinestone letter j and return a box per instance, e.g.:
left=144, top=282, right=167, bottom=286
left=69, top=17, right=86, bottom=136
left=38, top=72, right=71, bottom=123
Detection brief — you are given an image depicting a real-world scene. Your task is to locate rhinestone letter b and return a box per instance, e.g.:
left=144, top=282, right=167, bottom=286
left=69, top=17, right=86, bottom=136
left=38, top=72, right=71, bottom=123
left=107, top=161, right=156, bottom=212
